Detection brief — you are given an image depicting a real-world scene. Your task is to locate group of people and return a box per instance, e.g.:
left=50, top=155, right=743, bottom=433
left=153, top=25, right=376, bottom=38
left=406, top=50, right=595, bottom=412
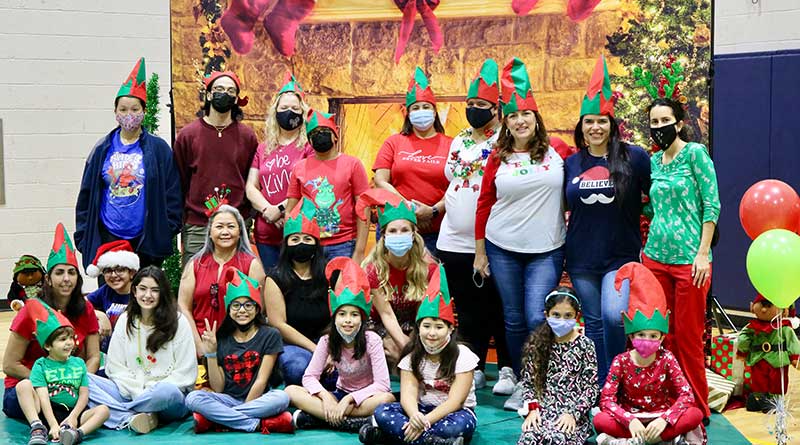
left=2, top=52, right=720, bottom=445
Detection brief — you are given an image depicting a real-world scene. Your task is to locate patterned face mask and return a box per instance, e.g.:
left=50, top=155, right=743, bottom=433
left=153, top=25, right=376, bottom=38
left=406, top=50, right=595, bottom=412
left=116, top=112, right=144, bottom=132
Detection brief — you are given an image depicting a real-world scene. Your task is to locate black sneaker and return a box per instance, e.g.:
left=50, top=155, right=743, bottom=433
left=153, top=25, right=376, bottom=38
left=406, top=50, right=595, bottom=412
left=28, top=422, right=48, bottom=445
left=358, top=423, right=385, bottom=444
left=292, top=410, right=323, bottom=430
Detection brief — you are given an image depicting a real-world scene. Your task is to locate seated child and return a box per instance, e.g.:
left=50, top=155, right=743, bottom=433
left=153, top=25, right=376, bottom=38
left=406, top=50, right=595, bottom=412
left=16, top=299, right=109, bottom=445
left=6, top=255, right=45, bottom=311
left=594, top=262, right=703, bottom=445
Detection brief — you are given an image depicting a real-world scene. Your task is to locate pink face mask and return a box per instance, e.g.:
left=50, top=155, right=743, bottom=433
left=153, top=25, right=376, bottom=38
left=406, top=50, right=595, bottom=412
left=631, top=338, right=661, bottom=358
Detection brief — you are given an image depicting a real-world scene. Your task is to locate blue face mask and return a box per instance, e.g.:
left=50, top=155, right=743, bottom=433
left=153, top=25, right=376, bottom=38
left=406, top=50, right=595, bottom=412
left=409, top=109, right=435, bottom=131
left=384, top=233, right=414, bottom=257
left=546, top=317, right=576, bottom=338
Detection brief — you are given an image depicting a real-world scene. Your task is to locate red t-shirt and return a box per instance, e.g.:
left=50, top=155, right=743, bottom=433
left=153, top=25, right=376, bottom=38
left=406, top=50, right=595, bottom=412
left=287, top=154, right=369, bottom=245
left=192, top=251, right=256, bottom=335
left=251, top=142, right=314, bottom=245
left=366, top=261, right=438, bottom=328
left=5, top=301, right=100, bottom=389
left=372, top=133, right=452, bottom=233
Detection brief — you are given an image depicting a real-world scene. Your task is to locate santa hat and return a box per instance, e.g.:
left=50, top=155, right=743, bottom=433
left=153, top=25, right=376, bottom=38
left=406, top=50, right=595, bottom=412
left=278, top=71, right=305, bottom=99
left=86, top=240, right=140, bottom=278
left=500, top=57, right=539, bottom=115
left=467, top=59, right=500, bottom=104
left=47, top=223, right=79, bottom=273
left=284, top=198, right=321, bottom=239
left=580, top=54, right=615, bottom=117
left=326, top=257, right=372, bottom=316
left=203, top=71, right=249, bottom=107
left=117, top=57, right=147, bottom=104
left=223, top=267, right=261, bottom=310
left=416, top=263, right=455, bottom=325
left=306, top=109, right=339, bottom=138
left=615, top=262, right=670, bottom=334
left=355, top=189, right=417, bottom=227
left=406, top=67, right=437, bottom=108
left=28, top=298, right=73, bottom=348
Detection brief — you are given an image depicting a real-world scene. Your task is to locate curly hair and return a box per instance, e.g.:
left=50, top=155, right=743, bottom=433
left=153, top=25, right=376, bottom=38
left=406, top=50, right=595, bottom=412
left=361, top=230, right=430, bottom=303
left=263, top=91, right=309, bottom=154
left=494, top=110, right=550, bottom=164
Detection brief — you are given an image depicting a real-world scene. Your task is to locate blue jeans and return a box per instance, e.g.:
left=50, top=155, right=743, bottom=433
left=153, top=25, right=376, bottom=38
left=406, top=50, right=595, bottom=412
left=570, top=269, right=629, bottom=387
left=486, top=241, right=565, bottom=374
left=256, top=243, right=281, bottom=272
left=323, top=239, right=356, bottom=262
left=3, top=387, right=23, bottom=420
left=185, top=389, right=289, bottom=432
left=87, top=374, right=189, bottom=429
left=374, top=402, right=476, bottom=444
left=277, top=345, right=338, bottom=388
left=421, top=233, right=439, bottom=257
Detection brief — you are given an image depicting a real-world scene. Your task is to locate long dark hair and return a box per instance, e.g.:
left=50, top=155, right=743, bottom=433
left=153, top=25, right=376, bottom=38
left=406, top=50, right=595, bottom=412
left=400, top=112, right=446, bottom=136
left=573, top=115, right=632, bottom=203
left=401, top=319, right=460, bottom=386
left=521, top=286, right=581, bottom=398
left=646, top=98, right=691, bottom=141
left=42, top=267, right=85, bottom=319
left=495, top=110, right=550, bottom=164
left=126, top=266, right=178, bottom=353
left=270, top=237, right=327, bottom=290
left=217, top=300, right=268, bottom=340
left=326, top=307, right=367, bottom=362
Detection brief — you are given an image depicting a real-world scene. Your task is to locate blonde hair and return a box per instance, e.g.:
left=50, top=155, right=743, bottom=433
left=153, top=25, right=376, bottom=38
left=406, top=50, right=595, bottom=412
left=263, top=91, right=310, bottom=154
left=361, top=231, right=430, bottom=303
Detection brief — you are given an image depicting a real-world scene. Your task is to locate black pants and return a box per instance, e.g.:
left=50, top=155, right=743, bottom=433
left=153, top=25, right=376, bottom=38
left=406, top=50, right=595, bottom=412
left=97, top=223, right=164, bottom=286
left=438, top=249, right=511, bottom=370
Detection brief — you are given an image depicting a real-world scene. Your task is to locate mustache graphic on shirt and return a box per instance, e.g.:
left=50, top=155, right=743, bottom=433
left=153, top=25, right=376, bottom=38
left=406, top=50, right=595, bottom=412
left=580, top=193, right=615, bottom=205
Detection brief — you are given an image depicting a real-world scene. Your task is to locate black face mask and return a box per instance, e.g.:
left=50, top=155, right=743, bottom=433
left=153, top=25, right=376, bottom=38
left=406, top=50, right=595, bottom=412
left=235, top=319, right=255, bottom=332
left=210, top=92, right=236, bottom=113
left=650, top=124, right=678, bottom=150
left=310, top=131, right=335, bottom=153
left=276, top=110, right=303, bottom=131
left=287, top=242, right=316, bottom=263
left=465, top=106, right=495, bottom=129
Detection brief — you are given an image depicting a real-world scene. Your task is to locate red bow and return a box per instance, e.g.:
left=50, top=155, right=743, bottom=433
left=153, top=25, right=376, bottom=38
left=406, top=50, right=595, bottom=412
left=394, top=0, right=443, bottom=63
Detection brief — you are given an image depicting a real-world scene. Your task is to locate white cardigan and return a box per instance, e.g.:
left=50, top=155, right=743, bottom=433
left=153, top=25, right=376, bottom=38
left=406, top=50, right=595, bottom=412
left=106, top=312, right=197, bottom=400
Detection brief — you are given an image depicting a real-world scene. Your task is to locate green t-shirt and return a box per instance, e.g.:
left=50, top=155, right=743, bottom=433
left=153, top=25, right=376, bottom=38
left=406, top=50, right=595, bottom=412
left=29, top=356, right=88, bottom=408
left=643, top=142, right=720, bottom=264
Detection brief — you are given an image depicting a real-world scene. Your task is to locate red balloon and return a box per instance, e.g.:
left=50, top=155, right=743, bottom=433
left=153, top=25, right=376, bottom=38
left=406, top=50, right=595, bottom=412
left=740, top=180, right=800, bottom=239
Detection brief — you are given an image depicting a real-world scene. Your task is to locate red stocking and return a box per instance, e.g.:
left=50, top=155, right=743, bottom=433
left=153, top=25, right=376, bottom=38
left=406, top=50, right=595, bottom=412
left=263, top=0, right=317, bottom=57
left=567, top=0, right=601, bottom=21
left=220, top=0, right=275, bottom=54
left=511, top=0, right=540, bottom=16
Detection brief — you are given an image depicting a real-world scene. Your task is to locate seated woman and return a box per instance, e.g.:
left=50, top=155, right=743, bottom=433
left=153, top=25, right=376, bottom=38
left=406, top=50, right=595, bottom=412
left=85, top=240, right=140, bottom=352
left=87, top=266, right=197, bottom=434
left=2, top=223, right=100, bottom=420
left=178, top=204, right=266, bottom=357
left=186, top=268, right=293, bottom=434
left=264, top=199, right=332, bottom=386
left=356, top=189, right=437, bottom=363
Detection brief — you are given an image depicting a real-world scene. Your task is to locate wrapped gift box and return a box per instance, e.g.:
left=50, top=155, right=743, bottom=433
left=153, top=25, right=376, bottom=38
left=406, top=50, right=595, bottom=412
left=710, top=334, right=752, bottom=396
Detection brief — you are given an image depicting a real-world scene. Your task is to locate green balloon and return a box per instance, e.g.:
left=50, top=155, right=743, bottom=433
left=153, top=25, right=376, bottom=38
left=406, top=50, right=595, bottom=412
left=746, top=229, right=800, bottom=308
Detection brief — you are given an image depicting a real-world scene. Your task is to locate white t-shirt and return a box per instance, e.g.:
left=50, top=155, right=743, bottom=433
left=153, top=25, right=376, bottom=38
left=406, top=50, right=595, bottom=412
left=486, top=147, right=566, bottom=253
left=398, top=344, right=479, bottom=409
left=437, top=128, right=500, bottom=253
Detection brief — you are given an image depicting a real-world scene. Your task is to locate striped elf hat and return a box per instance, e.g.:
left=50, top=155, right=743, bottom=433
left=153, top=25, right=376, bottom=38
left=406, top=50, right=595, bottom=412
left=500, top=57, right=538, bottom=115
left=416, top=263, right=455, bottom=325
left=579, top=54, right=615, bottom=117
left=326, top=257, right=372, bottom=316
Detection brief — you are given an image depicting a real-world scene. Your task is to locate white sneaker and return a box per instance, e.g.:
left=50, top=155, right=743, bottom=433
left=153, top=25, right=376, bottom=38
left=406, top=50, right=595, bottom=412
left=493, top=366, right=517, bottom=395
left=595, top=433, right=612, bottom=445
left=503, top=382, right=524, bottom=411
left=128, top=412, right=158, bottom=434
left=473, top=369, right=486, bottom=389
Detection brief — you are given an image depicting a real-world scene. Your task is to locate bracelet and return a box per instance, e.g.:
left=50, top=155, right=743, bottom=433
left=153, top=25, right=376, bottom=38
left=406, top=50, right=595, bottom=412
left=204, top=352, right=217, bottom=359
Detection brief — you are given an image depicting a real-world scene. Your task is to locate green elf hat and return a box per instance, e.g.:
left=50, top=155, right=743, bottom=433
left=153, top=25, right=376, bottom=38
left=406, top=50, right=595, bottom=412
left=325, top=257, right=372, bottom=316
left=406, top=67, right=437, bottom=108
left=14, top=255, right=45, bottom=275
left=222, top=267, right=261, bottom=310
left=355, top=189, right=417, bottom=227
left=28, top=298, right=73, bottom=348
left=117, top=57, right=147, bottom=104
left=278, top=71, right=305, bottom=99
left=306, top=108, right=339, bottom=138
left=500, top=57, right=539, bottom=115
left=615, top=262, right=670, bottom=334
left=467, top=59, right=500, bottom=104
left=284, top=197, right=321, bottom=239
left=580, top=54, right=615, bottom=117
left=47, top=223, right=79, bottom=273
left=416, top=263, right=455, bottom=325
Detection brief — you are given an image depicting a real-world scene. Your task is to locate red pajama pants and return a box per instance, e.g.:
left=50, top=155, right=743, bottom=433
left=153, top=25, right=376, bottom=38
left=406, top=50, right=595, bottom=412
left=642, top=254, right=711, bottom=418
left=749, top=360, right=790, bottom=395
left=593, top=408, right=704, bottom=441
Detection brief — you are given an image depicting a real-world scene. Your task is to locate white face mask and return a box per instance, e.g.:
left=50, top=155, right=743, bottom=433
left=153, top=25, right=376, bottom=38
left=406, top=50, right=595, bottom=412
left=422, top=333, right=451, bottom=355
left=335, top=323, right=360, bottom=344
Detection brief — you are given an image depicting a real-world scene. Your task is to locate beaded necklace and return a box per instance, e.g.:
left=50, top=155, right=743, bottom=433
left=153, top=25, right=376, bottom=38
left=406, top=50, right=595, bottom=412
left=447, top=126, right=498, bottom=191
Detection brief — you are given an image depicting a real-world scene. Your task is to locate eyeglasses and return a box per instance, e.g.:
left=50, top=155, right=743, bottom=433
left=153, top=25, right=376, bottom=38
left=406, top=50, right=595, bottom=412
left=211, top=86, right=238, bottom=96
left=209, top=283, right=219, bottom=311
left=102, top=267, right=129, bottom=276
left=229, top=301, right=257, bottom=312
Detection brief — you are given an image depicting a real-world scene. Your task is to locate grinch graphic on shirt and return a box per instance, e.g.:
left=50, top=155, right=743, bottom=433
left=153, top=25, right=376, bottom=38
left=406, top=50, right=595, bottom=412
left=306, top=176, right=343, bottom=238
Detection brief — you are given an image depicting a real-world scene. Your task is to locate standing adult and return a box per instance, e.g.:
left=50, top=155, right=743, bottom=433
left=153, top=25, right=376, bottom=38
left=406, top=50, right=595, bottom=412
left=75, top=57, right=182, bottom=273
left=174, top=70, right=259, bottom=267
left=287, top=109, right=370, bottom=263
left=642, top=97, right=720, bottom=419
left=246, top=74, right=314, bottom=271
left=437, top=59, right=513, bottom=393
left=373, top=67, right=452, bottom=256
left=565, top=56, right=651, bottom=386
left=474, top=57, right=566, bottom=410
left=3, top=224, right=101, bottom=420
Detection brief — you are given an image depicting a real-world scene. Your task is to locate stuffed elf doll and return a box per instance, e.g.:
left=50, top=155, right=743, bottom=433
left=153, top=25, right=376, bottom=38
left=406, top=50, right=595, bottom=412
left=736, top=294, right=800, bottom=412
left=6, top=255, right=46, bottom=312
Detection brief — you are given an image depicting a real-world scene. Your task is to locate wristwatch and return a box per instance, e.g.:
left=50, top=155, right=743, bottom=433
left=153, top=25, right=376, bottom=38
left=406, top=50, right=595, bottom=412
left=278, top=204, right=286, bottom=213
left=431, top=206, right=440, bottom=218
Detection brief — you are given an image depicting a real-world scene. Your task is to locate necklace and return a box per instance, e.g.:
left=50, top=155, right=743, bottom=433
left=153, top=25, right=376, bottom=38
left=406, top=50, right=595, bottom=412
left=136, top=322, right=157, bottom=374
left=448, top=127, right=496, bottom=191
left=214, top=123, right=230, bottom=138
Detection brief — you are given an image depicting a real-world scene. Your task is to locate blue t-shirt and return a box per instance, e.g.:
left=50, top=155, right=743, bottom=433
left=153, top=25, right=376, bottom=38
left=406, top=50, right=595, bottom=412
left=86, top=284, right=130, bottom=352
left=564, top=144, right=651, bottom=274
left=100, top=129, right=146, bottom=238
